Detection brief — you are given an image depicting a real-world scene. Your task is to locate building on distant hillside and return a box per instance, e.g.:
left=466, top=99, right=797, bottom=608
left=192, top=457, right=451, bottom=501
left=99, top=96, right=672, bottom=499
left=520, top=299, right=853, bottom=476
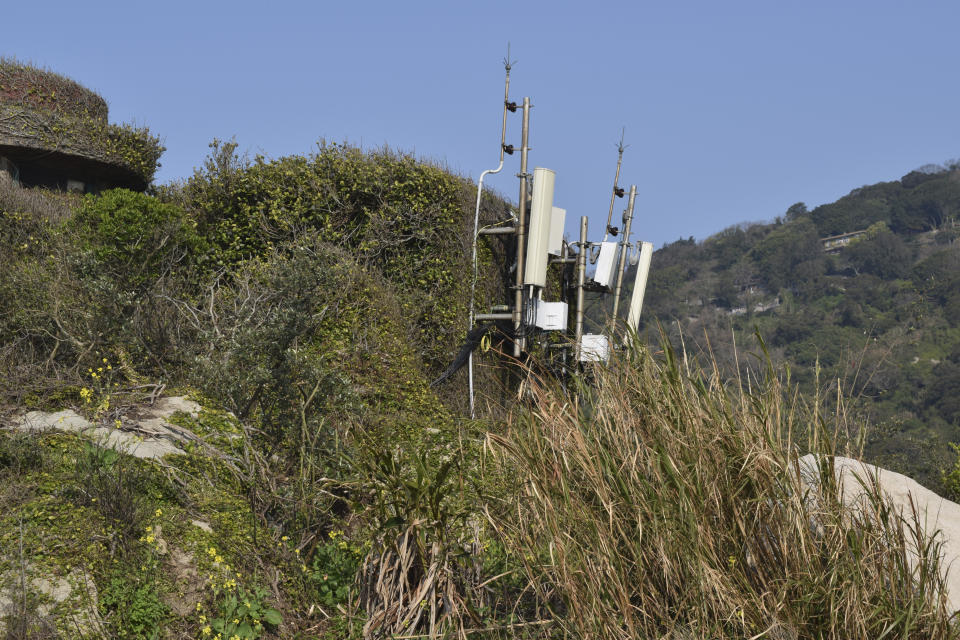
left=0, top=60, right=162, bottom=193
left=821, top=229, right=867, bottom=253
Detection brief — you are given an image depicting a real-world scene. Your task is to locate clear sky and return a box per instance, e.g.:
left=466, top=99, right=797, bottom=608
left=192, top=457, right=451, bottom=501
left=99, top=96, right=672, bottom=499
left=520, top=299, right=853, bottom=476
left=4, top=1, right=959, bottom=248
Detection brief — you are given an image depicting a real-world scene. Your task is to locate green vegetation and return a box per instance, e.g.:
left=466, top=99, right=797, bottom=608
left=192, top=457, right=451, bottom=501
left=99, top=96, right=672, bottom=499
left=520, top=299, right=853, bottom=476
left=0, top=93, right=957, bottom=637
left=638, top=163, right=960, bottom=490
left=0, top=141, right=518, bottom=638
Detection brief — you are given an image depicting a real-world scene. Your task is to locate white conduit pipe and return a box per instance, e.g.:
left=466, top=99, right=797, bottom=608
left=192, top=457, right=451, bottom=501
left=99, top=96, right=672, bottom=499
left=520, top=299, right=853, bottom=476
left=468, top=163, right=503, bottom=419
left=467, top=53, right=513, bottom=419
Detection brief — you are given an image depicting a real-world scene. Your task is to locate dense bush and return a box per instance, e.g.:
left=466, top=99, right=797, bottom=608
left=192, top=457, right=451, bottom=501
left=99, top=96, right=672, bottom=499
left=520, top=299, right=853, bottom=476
left=190, top=237, right=449, bottom=451
left=71, top=189, right=205, bottom=292
left=165, top=140, right=509, bottom=372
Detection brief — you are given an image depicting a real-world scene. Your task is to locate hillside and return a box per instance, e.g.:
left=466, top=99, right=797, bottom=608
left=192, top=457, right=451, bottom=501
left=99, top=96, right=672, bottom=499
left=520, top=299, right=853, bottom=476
left=638, top=162, right=960, bottom=489
left=4, top=146, right=960, bottom=638
left=2, top=63, right=959, bottom=640
left=0, top=139, right=525, bottom=638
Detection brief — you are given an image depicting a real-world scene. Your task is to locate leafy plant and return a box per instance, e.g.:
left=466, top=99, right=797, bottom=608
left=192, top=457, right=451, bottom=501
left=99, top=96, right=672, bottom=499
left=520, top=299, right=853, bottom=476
left=356, top=447, right=481, bottom=638
left=100, top=574, right=168, bottom=640
left=310, top=531, right=363, bottom=607
left=209, top=585, right=281, bottom=639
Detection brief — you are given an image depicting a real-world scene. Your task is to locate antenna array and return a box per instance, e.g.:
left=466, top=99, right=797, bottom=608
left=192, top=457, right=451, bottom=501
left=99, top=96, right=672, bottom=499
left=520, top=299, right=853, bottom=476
left=466, top=49, right=655, bottom=416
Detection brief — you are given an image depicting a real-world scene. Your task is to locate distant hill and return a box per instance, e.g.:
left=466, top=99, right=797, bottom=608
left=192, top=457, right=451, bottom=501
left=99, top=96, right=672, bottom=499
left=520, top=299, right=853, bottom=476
left=636, top=163, right=960, bottom=489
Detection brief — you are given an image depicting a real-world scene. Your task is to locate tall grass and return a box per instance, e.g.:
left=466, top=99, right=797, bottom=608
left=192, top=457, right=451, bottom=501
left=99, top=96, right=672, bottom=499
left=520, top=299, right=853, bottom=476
left=487, top=339, right=957, bottom=639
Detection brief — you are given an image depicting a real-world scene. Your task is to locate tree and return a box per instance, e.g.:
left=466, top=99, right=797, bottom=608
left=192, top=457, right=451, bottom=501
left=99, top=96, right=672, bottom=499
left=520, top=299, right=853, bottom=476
left=891, top=199, right=946, bottom=233
left=846, top=230, right=911, bottom=279
left=749, top=218, right=820, bottom=291
left=785, top=202, right=808, bottom=222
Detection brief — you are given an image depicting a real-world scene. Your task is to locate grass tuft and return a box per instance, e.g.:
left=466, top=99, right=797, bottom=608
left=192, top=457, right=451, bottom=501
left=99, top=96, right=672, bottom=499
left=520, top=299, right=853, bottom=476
left=488, top=337, right=958, bottom=639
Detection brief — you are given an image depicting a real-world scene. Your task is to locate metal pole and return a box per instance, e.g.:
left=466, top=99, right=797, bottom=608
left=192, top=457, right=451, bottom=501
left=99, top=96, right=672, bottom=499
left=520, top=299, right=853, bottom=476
left=602, top=130, right=626, bottom=243
left=513, top=97, right=531, bottom=358
left=575, top=216, right=587, bottom=361
left=468, top=53, right=513, bottom=419
left=610, top=184, right=637, bottom=325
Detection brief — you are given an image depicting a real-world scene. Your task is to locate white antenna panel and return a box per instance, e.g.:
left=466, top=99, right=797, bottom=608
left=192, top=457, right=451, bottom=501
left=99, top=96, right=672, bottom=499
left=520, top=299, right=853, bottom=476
left=524, top=167, right=555, bottom=287
left=592, top=242, right=619, bottom=287
left=547, top=207, right=566, bottom=256
left=625, top=241, right=654, bottom=337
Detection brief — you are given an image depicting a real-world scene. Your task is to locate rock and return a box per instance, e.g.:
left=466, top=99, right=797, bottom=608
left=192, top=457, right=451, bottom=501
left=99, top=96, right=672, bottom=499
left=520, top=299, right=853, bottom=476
left=0, top=564, right=102, bottom=636
left=7, top=396, right=205, bottom=460
left=15, top=409, right=91, bottom=432
left=798, top=454, right=960, bottom=612
left=162, top=547, right=202, bottom=617
left=151, top=395, right=201, bottom=418
left=190, top=519, right=213, bottom=533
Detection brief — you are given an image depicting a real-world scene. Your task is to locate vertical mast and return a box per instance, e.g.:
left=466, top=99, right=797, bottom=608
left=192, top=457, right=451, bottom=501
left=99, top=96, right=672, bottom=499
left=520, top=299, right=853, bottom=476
left=602, top=128, right=627, bottom=243
left=610, top=185, right=637, bottom=325
left=513, top=97, right=531, bottom=357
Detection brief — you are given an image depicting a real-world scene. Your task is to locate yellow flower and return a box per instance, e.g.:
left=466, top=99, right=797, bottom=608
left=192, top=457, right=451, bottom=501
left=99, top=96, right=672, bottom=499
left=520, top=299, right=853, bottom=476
left=155, top=508, right=162, bottom=517
left=202, top=625, right=211, bottom=635
left=280, top=535, right=289, bottom=541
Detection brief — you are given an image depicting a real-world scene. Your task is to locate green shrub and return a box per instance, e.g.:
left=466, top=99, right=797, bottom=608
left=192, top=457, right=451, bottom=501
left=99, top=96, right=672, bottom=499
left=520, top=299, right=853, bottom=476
left=169, top=140, right=510, bottom=373
left=71, top=189, right=204, bottom=291
left=71, top=441, right=151, bottom=547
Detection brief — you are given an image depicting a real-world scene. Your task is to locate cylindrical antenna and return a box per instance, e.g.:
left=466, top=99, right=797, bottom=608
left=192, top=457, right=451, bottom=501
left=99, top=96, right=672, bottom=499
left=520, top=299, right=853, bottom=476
left=610, top=184, right=637, bottom=324
left=602, top=128, right=627, bottom=243
left=575, top=216, right=588, bottom=362
left=512, top=97, right=531, bottom=358
left=468, top=47, right=516, bottom=419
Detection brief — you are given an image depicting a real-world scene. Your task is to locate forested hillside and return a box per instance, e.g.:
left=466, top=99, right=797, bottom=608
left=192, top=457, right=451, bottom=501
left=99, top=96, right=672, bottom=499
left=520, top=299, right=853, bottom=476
left=640, top=162, right=960, bottom=488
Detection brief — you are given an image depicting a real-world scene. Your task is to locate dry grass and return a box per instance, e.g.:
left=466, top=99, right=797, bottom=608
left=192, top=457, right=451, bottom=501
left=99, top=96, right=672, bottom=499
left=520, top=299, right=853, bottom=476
left=487, top=338, right=958, bottom=639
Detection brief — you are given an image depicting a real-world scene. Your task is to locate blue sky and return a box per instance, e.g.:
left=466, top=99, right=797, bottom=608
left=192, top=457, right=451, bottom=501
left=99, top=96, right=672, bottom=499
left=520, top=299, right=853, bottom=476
left=4, top=1, right=959, bottom=247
